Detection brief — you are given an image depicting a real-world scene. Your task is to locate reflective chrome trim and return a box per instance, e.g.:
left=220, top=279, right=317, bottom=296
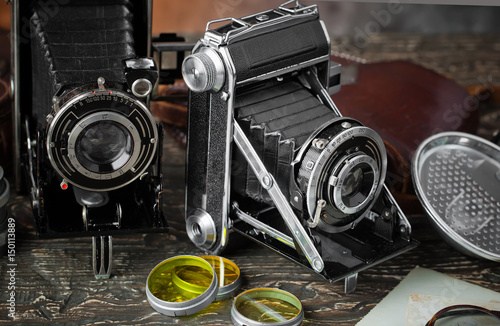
left=233, top=204, right=295, bottom=249
left=218, top=45, right=237, bottom=250
left=11, top=0, right=21, bottom=190
left=186, top=209, right=217, bottom=250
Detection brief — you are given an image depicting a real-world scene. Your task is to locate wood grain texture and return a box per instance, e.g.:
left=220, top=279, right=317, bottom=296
left=1, top=33, right=500, bottom=325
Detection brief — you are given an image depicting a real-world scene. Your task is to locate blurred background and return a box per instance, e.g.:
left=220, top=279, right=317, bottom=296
left=1, top=1, right=499, bottom=36
left=150, top=1, right=500, bottom=35
left=2, top=1, right=498, bottom=84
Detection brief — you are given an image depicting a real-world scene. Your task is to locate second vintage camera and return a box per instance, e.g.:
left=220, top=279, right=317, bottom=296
left=11, top=0, right=167, bottom=277
left=182, top=2, right=418, bottom=291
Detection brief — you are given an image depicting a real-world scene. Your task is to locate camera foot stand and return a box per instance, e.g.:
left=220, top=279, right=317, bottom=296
left=233, top=119, right=325, bottom=273
left=344, top=273, right=358, bottom=294
left=92, top=235, right=113, bottom=280
left=83, top=204, right=121, bottom=279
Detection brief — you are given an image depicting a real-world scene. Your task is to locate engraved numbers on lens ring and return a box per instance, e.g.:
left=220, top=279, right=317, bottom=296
left=46, top=89, right=158, bottom=191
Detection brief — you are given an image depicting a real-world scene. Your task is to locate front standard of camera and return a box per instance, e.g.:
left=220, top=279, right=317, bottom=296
left=11, top=0, right=167, bottom=278
left=183, top=2, right=418, bottom=291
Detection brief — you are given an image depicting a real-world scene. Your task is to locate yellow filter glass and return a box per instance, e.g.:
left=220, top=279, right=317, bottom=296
left=234, top=288, right=302, bottom=323
left=148, top=256, right=214, bottom=303
left=199, top=255, right=240, bottom=287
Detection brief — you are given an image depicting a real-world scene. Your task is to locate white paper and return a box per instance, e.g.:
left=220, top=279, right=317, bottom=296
left=356, top=267, right=500, bottom=326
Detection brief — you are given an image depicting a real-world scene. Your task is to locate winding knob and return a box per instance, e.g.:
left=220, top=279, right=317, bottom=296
left=182, top=48, right=225, bottom=93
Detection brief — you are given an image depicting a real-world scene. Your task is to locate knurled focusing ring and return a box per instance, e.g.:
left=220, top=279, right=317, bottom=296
left=182, top=48, right=225, bottom=93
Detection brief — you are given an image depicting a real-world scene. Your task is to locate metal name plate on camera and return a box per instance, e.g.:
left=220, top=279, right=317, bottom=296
left=182, top=1, right=418, bottom=292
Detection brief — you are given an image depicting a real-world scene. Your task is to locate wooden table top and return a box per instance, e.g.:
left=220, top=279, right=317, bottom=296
left=1, top=33, right=500, bottom=325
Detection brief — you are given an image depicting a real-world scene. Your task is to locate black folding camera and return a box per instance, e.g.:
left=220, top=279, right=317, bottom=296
left=183, top=1, right=418, bottom=292
left=11, top=0, right=167, bottom=278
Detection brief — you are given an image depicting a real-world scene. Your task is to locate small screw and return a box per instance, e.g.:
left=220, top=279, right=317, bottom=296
left=341, top=122, right=352, bottom=129
left=313, top=138, right=328, bottom=150
left=256, top=14, right=269, bottom=21
left=262, top=175, right=272, bottom=189
left=221, top=92, right=230, bottom=101
left=97, top=77, right=106, bottom=88
left=312, top=258, right=324, bottom=272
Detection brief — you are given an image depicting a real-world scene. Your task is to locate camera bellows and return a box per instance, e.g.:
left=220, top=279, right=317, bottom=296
left=30, top=0, right=135, bottom=129
left=233, top=80, right=333, bottom=205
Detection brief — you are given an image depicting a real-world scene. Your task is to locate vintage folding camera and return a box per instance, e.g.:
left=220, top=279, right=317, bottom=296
left=182, top=1, right=418, bottom=292
left=11, top=0, right=167, bottom=278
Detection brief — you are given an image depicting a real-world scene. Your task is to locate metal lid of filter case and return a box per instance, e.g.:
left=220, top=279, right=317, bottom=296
left=412, top=132, right=500, bottom=262
left=231, top=288, right=304, bottom=326
left=199, top=255, right=242, bottom=301
left=146, top=255, right=219, bottom=317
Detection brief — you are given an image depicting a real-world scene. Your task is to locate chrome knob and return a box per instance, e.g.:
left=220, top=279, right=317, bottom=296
left=182, top=48, right=225, bottom=93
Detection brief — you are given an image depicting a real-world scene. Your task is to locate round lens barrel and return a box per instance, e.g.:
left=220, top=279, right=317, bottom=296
left=200, top=255, right=242, bottom=301
left=231, top=288, right=303, bottom=326
left=146, top=255, right=218, bottom=317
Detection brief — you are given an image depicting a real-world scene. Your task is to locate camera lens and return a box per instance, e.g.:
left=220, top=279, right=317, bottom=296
left=335, top=160, right=375, bottom=211
left=298, top=118, right=386, bottom=231
left=342, top=166, right=364, bottom=197
left=77, top=121, right=132, bottom=173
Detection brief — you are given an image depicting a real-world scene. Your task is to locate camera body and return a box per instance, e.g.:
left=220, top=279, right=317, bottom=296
left=183, top=2, right=417, bottom=290
left=12, top=0, right=167, bottom=276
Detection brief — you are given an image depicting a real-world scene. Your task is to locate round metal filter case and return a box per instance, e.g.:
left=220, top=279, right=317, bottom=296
left=146, top=255, right=218, bottom=316
left=231, top=288, right=304, bottom=326
left=413, top=132, right=500, bottom=261
left=199, top=255, right=242, bottom=301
